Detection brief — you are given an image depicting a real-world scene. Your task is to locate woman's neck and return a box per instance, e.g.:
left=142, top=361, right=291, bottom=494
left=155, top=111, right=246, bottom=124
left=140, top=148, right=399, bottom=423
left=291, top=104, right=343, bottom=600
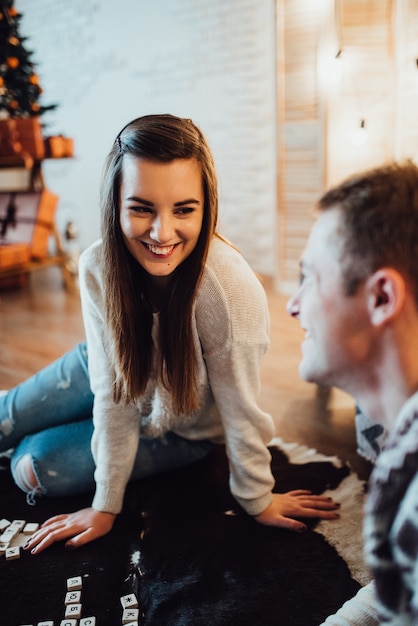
left=147, top=275, right=171, bottom=312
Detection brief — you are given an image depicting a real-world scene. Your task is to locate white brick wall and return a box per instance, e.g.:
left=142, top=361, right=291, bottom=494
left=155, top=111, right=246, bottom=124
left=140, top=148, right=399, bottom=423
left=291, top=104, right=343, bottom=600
left=16, top=0, right=278, bottom=278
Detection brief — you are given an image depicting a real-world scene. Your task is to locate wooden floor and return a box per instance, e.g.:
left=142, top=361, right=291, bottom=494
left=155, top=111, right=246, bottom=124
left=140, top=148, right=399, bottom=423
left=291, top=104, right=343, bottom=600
left=0, top=267, right=372, bottom=481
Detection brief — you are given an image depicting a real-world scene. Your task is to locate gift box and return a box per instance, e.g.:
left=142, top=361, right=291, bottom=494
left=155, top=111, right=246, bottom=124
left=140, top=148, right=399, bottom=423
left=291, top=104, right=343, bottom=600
left=0, top=272, right=28, bottom=290
left=0, top=189, right=59, bottom=259
left=63, top=137, right=75, bottom=158
left=44, top=135, right=75, bottom=158
left=44, top=135, right=65, bottom=158
left=0, top=117, right=45, bottom=160
left=0, top=242, right=31, bottom=269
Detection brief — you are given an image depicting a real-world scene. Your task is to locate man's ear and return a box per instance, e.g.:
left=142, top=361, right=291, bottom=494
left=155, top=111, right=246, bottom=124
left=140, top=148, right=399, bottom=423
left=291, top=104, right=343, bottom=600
left=366, top=268, right=406, bottom=326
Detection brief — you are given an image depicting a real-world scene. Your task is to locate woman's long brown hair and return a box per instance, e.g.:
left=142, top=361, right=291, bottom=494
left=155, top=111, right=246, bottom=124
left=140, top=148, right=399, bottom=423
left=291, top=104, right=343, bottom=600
left=100, top=114, right=218, bottom=414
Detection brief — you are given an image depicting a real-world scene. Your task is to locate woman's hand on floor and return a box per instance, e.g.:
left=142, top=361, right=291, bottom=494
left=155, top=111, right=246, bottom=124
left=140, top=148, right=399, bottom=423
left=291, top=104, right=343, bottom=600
left=254, top=491, right=340, bottom=532
left=23, top=507, right=116, bottom=554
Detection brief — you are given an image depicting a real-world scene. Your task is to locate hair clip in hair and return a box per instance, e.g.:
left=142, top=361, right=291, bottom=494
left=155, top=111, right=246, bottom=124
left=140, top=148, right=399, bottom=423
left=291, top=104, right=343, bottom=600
left=117, top=136, right=123, bottom=154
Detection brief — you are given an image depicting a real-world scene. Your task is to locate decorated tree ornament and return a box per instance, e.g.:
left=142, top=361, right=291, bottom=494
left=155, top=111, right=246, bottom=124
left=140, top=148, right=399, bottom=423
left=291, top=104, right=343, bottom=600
left=6, top=56, right=19, bottom=68
left=0, top=0, right=57, bottom=118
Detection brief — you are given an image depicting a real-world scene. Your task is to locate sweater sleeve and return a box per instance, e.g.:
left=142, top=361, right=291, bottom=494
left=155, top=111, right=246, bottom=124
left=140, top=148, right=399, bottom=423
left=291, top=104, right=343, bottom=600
left=196, top=242, right=275, bottom=516
left=78, top=242, right=141, bottom=515
left=319, top=582, right=379, bottom=626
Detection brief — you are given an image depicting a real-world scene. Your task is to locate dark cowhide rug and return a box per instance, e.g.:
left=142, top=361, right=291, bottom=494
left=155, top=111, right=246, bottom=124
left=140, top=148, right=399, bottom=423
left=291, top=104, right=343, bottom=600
left=0, top=438, right=370, bottom=626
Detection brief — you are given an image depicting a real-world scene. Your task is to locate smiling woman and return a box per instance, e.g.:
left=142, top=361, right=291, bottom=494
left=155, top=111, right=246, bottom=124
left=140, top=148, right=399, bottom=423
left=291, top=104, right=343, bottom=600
left=119, top=156, right=204, bottom=285
left=0, top=114, right=340, bottom=556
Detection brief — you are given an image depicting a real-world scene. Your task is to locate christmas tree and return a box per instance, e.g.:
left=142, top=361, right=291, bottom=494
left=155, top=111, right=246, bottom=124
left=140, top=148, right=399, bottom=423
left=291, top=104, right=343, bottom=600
left=0, top=0, right=57, bottom=118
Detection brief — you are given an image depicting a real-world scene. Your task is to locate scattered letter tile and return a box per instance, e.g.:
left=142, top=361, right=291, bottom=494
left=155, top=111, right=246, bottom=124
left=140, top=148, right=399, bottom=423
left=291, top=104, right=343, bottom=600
left=64, top=603, right=82, bottom=619
left=122, top=608, right=139, bottom=623
left=67, top=576, right=82, bottom=590
left=5, top=546, right=20, bottom=560
left=64, top=590, right=81, bottom=604
left=10, top=519, right=26, bottom=531
left=23, top=522, right=40, bottom=534
left=120, top=593, right=138, bottom=608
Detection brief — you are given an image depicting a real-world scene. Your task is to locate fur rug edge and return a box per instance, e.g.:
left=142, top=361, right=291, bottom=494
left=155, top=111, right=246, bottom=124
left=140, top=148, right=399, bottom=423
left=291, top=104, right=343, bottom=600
left=269, top=436, right=371, bottom=586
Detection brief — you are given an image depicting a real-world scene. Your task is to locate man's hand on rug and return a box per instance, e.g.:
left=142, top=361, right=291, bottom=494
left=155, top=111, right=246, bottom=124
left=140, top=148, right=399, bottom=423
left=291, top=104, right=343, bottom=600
left=254, top=491, right=340, bottom=532
left=23, top=507, right=116, bottom=554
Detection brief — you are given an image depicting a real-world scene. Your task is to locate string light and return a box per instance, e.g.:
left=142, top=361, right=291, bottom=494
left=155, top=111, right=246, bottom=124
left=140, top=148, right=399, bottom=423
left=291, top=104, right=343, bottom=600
left=318, top=48, right=343, bottom=89
left=351, top=119, right=368, bottom=146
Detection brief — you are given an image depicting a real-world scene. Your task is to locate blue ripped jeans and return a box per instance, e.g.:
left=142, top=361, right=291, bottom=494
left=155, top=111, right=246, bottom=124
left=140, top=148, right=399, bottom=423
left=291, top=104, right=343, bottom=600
left=0, top=342, right=213, bottom=502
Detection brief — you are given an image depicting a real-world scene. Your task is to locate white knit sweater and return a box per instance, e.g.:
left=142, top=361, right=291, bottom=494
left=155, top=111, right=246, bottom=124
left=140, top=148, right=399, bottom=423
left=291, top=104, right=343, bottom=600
left=79, top=236, right=275, bottom=516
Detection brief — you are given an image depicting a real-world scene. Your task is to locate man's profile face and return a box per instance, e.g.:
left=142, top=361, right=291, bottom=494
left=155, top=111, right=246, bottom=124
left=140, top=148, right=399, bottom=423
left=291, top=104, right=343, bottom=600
left=287, top=208, right=371, bottom=391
